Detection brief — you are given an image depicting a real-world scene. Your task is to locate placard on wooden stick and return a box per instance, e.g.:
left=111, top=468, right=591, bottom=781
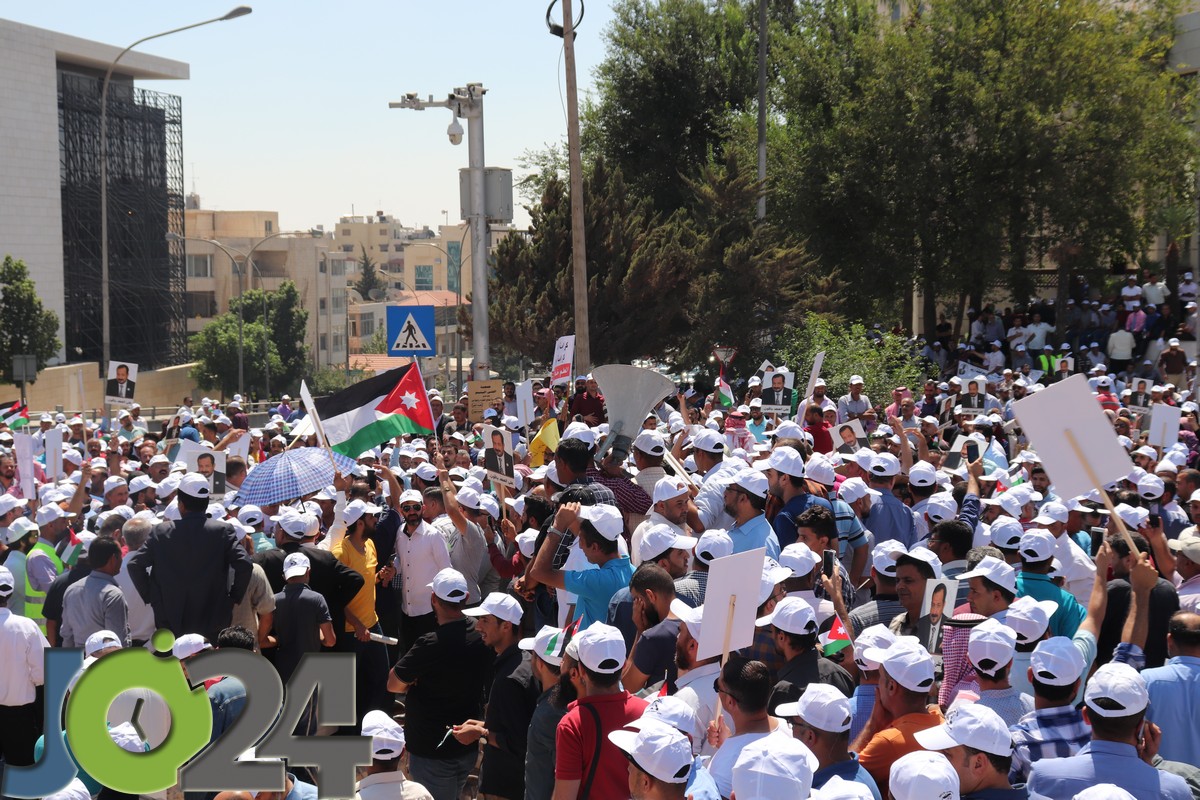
left=1148, top=403, right=1182, bottom=449
left=696, top=547, right=766, bottom=662
left=1012, top=374, right=1137, bottom=551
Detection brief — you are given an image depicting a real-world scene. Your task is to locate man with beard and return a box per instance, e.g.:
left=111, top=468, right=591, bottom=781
left=391, top=488, right=452, bottom=652
left=520, top=625, right=568, bottom=800
left=669, top=600, right=730, bottom=758
left=621, top=563, right=681, bottom=693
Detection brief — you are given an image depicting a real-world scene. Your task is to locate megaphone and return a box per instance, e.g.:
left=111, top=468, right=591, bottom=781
left=592, top=364, right=676, bottom=464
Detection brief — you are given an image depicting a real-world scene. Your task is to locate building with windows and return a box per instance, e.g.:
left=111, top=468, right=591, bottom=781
left=0, top=19, right=189, bottom=369
left=181, top=204, right=348, bottom=371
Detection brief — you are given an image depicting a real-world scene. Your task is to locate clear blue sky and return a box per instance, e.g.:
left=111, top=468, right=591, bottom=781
left=5, top=1, right=615, bottom=231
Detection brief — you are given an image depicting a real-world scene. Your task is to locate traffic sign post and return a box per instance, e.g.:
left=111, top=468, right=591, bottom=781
left=386, top=306, right=437, bottom=358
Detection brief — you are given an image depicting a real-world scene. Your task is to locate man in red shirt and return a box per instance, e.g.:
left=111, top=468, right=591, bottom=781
left=553, top=623, right=647, bottom=799
left=569, top=375, right=607, bottom=425
left=803, top=404, right=834, bottom=454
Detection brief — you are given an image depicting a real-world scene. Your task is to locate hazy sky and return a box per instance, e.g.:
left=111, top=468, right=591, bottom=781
left=6, top=1, right=616, bottom=231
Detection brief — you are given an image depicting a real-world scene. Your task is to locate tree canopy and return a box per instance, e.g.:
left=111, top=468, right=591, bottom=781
left=0, top=255, right=61, bottom=384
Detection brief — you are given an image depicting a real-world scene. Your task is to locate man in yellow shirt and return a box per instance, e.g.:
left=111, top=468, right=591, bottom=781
left=333, top=497, right=394, bottom=723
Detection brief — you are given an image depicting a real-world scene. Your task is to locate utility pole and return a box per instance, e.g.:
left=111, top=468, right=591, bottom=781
left=562, top=0, right=591, bottom=374
left=756, top=0, right=767, bottom=221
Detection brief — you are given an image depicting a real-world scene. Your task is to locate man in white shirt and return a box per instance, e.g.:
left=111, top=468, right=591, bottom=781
left=0, top=565, right=48, bottom=771
left=393, top=486, right=453, bottom=652
left=115, top=517, right=159, bottom=647
left=1025, top=313, right=1055, bottom=352
left=1169, top=534, right=1200, bottom=614
left=631, top=476, right=693, bottom=567
left=1143, top=270, right=1171, bottom=307
left=1121, top=273, right=1144, bottom=311
left=1179, top=271, right=1199, bottom=308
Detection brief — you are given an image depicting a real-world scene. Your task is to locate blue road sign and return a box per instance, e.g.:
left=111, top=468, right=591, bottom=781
left=386, top=305, right=436, bottom=357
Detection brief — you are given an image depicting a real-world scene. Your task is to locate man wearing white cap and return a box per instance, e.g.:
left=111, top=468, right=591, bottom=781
left=270, top=552, right=336, bottom=684
left=631, top=476, right=693, bottom=569
left=0, top=564, right=48, bottom=772
left=2, top=517, right=38, bottom=616
left=24, top=501, right=76, bottom=635
left=356, top=709, right=433, bottom=800
left=756, top=596, right=853, bottom=712
left=915, top=704, right=1020, bottom=799
left=1027, top=662, right=1190, bottom=800
left=631, top=429, right=670, bottom=500
left=127, top=473, right=253, bottom=643
left=608, top=723, right=693, bottom=800
left=1009, top=636, right=1093, bottom=783
left=864, top=452, right=919, bottom=548
left=967, top=619, right=1034, bottom=726
left=674, top=529, right=733, bottom=608
left=519, top=625, right=569, bottom=800
left=670, top=600, right=733, bottom=758
left=853, top=640, right=943, bottom=796
left=458, top=592, right=537, bottom=799
left=1027, top=500, right=1095, bottom=608
left=1167, top=534, right=1200, bottom=614
left=722, top=470, right=781, bottom=560
left=847, top=542, right=906, bottom=636
left=689, top=428, right=740, bottom=532
left=388, top=568, right=493, bottom=800
left=837, top=376, right=871, bottom=424
left=553, top=623, right=648, bottom=800
left=729, top=734, right=818, bottom=800
left=777, top=684, right=881, bottom=799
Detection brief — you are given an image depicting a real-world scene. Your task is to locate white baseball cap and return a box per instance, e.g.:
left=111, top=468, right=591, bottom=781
left=1032, top=501, right=1068, bottom=526
left=0, top=565, right=16, bottom=598
left=172, top=633, right=212, bottom=660
left=652, top=476, right=689, bottom=504
left=690, top=429, right=725, bottom=454
left=760, top=559, right=793, bottom=605
left=283, top=552, right=311, bottom=579
left=579, top=504, right=623, bottom=541
left=236, top=505, right=264, bottom=527
left=988, top=517, right=1025, bottom=550
left=780, top=541, right=820, bottom=577
left=838, top=477, right=880, bottom=505
left=274, top=509, right=319, bottom=539
left=755, top=446, right=805, bottom=478
left=84, top=629, right=123, bottom=657
left=1113, top=502, right=1149, bottom=531
left=909, top=461, right=938, bottom=487
left=361, top=709, right=405, bottom=759
left=670, top=598, right=704, bottom=640
left=36, top=504, right=76, bottom=526
left=889, top=750, right=959, bottom=800
left=1005, top=595, right=1059, bottom=644
left=915, top=702, right=1013, bottom=757
left=342, top=498, right=383, bottom=526
left=1084, top=662, right=1149, bottom=717
left=575, top=622, right=626, bottom=673
left=178, top=472, right=211, bottom=499
left=810, top=775, right=876, bottom=800
left=519, top=624, right=567, bottom=667
left=427, top=568, right=470, bottom=602
left=127, top=475, right=157, bottom=495
left=871, top=540, right=906, bottom=577
left=1136, top=474, right=1165, bottom=500
left=463, top=591, right=524, bottom=626
left=637, top=524, right=694, bottom=563
left=853, top=624, right=898, bottom=671
left=868, top=452, right=901, bottom=477
left=968, top=618, right=1018, bottom=676
left=1019, top=530, right=1057, bottom=563
left=628, top=694, right=704, bottom=743
left=756, top=596, right=817, bottom=635
left=0, top=495, right=21, bottom=517
left=957, top=555, right=1017, bottom=595
left=890, top=545, right=944, bottom=579
left=633, top=430, right=667, bottom=457
left=925, top=493, right=959, bottom=523
left=861, top=640, right=936, bottom=692
left=608, top=725, right=693, bottom=784
left=1031, top=636, right=1088, bottom=686
left=732, top=469, right=769, bottom=498
left=5, top=517, right=38, bottom=545
left=775, top=683, right=852, bottom=733
left=804, top=455, right=836, bottom=487
left=1071, top=787, right=1137, bottom=800
left=730, top=735, right=818, bottom=800
left=693, top=529, right=734, bottom=565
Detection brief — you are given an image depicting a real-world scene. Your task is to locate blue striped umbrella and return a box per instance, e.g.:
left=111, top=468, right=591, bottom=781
left=235, top=447, right=360, bottom=507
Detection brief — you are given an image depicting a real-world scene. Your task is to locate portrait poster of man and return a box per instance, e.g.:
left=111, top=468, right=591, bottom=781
left=482, top=423, right=515, bottom=488
left=178, top=440, right=226, bottom=495
left=833, top=419, right=869, bottom=454
left=760, top=369, right=795, bottom=416
left=917, top=577, right=958, bottom=657
left=104, top=361, right=138, bottom=407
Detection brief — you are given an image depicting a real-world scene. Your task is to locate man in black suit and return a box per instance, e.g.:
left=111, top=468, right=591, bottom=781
left=126, top=473, right=252, bottom=641
left=106, top=363, right=136, bottom=400
left=767, top=373, right=793, bottom=407
left=484, top=429, right=514, bottom=481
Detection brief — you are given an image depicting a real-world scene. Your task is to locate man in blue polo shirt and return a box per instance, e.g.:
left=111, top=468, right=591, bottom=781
left=528, top=503, right=632, bottom=631
left=1027, top=662, right=1190, bottom=800
left=864, top=453, right=918, bottom=549
left=1142, top=610, right=1200, bottom=766
left=778, top=684, right=881, bottom=799
left=722, top=470, right=780, bottom=560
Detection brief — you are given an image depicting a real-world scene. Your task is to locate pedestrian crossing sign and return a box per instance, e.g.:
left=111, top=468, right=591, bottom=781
left=386, top=305, right=436, bottom=357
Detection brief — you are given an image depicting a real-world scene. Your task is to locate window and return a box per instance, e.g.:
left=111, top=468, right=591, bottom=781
left=348, top=318, right=358, bottom=337
left=414, top=264, right=433, bottom=291
left=319, top=260, right=327, bottom=274
left=185, top=291, right=217, bottom=317
left=331, top=259, right=346, bottom=276
left=332, top=287, right=347, bottom=312
left=342, top=229, right=351, bottom=237
left=379, top=244, right=389, bottom=252
left=341, top=244, right=354, bottom=253
left=379, top=229, right=387, bottom=237
left=319, top=298, right=327, bottom=313
left=360, top=316, right=375, bottom=338
left=186, top=254, right=212, bottom=278
left=265, top=220, right=274, bottom=234
left=320, top=334, right=328, bottom=352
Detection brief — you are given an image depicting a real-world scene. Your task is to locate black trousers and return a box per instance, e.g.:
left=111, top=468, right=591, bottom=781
left=0, top=702, right=38, bottom=767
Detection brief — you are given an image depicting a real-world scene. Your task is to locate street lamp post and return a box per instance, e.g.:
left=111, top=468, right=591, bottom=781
left=389, top=84, right=491, bottom=381
left=99, top=6, right=251, bottom=418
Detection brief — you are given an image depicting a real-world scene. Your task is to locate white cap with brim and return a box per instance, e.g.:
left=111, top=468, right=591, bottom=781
left=871, top=540, right=905, bottom=576
left=607, top=726, right=693, bottom=784
left=579, top=504, right=623, bottom=541
left=1030, top=636, right=1088, bottom=686
left=519, top=624, right=567, bottom=667
left=888, top=750, right=959, bottom=800
left=0, top=565, right=15, bottom=598
left=283, top=552, right=311, bottom=579
left=774, top=683, right=852, bottom=733
left=5, top=517, right=38, bottom=545
left=1005, top=595, right=1059, bottom=644
left=172, top=633, right=212, bottom=660
left=693, top=529, right=734, bottom=565
left=463, top=591, right=524, bottom=626
left=575, top=622, right=626, bottom=673
left=178, top=472, right=211, bottom=499
left=860, top=640, right=935, bottom=692
left=956, top=555, right=1017, bottom=595
left=670, top=598, right=704, bottom=641
left=636, top=524, right=694, bottom=563
left=967, top=618, right=1018, bottom=677
left=889, top=546, right=944, bottom=579
left=730, top=735, right=818, bottom=800
left=361, top=709, right=405, bottom=759
left=755, top=596, right=817, bottom=635
left=914, top=702, right=1014, bottom=757
left=627, top=694, right=704, bottom=743
left=652, top=476, right=689, bottom=504
left=1084, top=662, right=1149, bottom=717
left=427, top=568, right=470, bottom=602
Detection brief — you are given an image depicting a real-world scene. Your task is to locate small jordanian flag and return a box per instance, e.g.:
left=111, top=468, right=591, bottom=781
left=312, top=363, right=434, bottom=457
left=819, top=614, right=852, bottom=657
left=0, top=401, right=30, bottom=428
left=717, top=375, right=735, bottom=408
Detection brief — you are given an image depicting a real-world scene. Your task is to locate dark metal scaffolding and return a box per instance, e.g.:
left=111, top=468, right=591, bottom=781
left=58, top=69, right=186, bottom=370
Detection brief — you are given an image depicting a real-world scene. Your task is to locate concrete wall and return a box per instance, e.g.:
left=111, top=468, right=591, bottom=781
left=0, top=361, right=198, bottom=416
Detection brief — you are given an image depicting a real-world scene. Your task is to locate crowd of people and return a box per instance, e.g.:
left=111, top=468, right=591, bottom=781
left=4, top=325, right=1200, bottom=800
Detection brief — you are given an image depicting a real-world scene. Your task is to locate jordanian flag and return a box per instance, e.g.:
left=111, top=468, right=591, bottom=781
left=0, top=401, right=29, bottom=428
left=312, top=364, right=434, bottom=457
left=717, top=375, right=735, bottom=408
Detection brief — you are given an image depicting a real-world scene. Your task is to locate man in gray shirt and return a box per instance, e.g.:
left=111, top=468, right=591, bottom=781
left=60, top=537, right=128, bottom=648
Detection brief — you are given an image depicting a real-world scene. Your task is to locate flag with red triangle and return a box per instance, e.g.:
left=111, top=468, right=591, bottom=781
left=819, top=614, right=852, bottom=657
left=312, top=363, right=434, bottom=457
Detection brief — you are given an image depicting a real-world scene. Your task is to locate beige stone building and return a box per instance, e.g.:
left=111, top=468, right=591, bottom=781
left=181, top=202, right=350, bottom=370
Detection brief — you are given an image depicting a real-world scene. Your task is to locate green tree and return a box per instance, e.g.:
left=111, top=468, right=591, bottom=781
left=0, top=255, right=61, bottom=384
left=361, top=328, right=389, bottom=355
left=776, top=313, right=926, bottom=407
left=192, top=281, right=310, bottom=396
left=354, top=244, right=387, bottom=300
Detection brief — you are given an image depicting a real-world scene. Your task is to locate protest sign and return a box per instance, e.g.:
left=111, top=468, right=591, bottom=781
left=697, top=547, right=766, bottom=661
left=804, top=352, right=825, bottom=405
left=1148, top=403, right=1182, bottom=448
left=833, top=419, right=868, bottom=454
left=482, top=423, right=516, bottom=488
left=761, top=370, right=795, bottom=416
left=104, top=361, right=139, bottom=408
left=515, top=379, right=536, bottom=429
left=468, top=380, right=504, bottom=423
left=44, top=428, right=62, bottom=481
left=177, top=440, right=226, bottom=495
left=550, top=335, right=575, bottom=386
left=14, top=432, right=34, bottom=500
left=957, top=362, right=988, bottom=382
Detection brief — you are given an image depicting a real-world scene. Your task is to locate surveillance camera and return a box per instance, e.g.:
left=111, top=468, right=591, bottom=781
left=447, top=118, right=464, bottom=145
